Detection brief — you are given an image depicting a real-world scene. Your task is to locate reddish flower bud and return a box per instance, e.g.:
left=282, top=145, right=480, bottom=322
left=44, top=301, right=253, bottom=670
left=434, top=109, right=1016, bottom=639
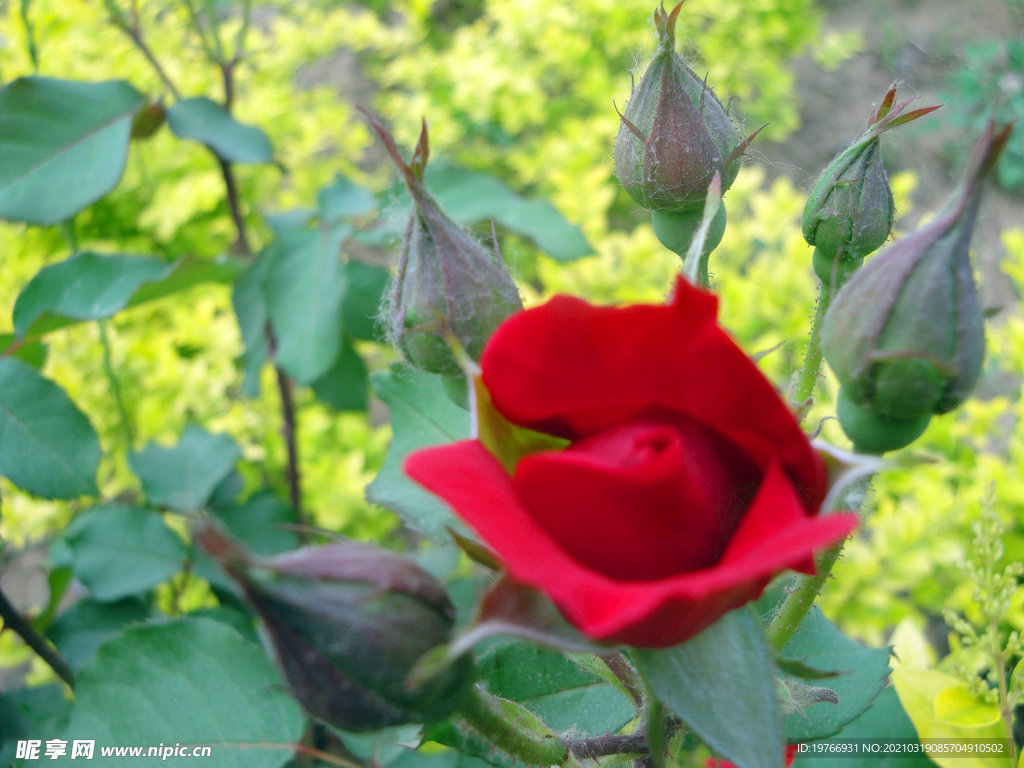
left=821, top=121, right=1010, bottom=453
left=613, top=1, right=757, bottom=213
left=198, top=524, right=474, bottom=732
left=804, top=83, right=940, bottom=289
left=362, top=112, right=522, bottom=377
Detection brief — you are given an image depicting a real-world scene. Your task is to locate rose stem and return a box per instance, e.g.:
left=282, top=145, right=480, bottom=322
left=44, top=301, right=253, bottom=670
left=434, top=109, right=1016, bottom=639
left=600, top=652, right=644, bottom=706
left=459, top=686, right=570, bottom=766
left=765, top=473, right=872, bottom=651
left=791, top=277, right=832, bottom=411
left=643, top=695, right=666, bottom=768
left=0, top=585, right=76, bottom=690
left=765, top=540, right=845, bottom=651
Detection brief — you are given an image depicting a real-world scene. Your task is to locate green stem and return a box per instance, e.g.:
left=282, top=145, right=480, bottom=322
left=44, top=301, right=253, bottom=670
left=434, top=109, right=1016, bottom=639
left=766, top=540, right=845, bottom=652
left=791, top=280, right=832, bottom=411
left=766, top=473, right=872, bottom=651
left=460, top=686, right=569, bottom=767
left=644, top=696, right=665, bottom=768
left=993, top=620, right=1016, bottom=768
left=98, top=320, right=135, bottom=449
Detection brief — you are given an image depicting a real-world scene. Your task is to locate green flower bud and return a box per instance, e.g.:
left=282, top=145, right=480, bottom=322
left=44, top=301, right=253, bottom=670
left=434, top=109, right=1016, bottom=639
left=363, top=112, right=522, bottom=376
left=199, top=525, right=474, bottom=732
left=804, top=83, right=940, bottom=289
left=822, top=121, right=1011, bottom=452
left=613, top=1, right=758, bottom=213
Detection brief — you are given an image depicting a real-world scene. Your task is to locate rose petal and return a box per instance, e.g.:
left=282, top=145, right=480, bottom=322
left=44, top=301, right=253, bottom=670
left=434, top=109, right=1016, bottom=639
left=481, top=277, right=826, bottom=512
left=405, top=442, right=857, bottom=647
left=512, top=420, right=759, bottom=579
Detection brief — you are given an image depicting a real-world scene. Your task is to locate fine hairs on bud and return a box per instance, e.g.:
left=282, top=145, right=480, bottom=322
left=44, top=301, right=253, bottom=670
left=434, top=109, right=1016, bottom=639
left=362, top=109, right=523, bottom=376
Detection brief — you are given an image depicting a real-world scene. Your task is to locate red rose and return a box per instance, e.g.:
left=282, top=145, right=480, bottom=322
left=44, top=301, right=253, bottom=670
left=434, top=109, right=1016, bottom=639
left=405, top=278, right=858, bottom=648
left=706, top=744, right=799, bottom=768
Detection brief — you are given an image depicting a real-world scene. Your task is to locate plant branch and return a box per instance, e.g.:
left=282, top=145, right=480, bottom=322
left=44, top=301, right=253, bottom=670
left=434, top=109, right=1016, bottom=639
left=0, top=585, right=75, bottom=690
left=600, top=652, right=644, bottom=706
left=219, top=157, right=250, bottom=254
left=565, top=733, right=648, bottom=759
left=460, top=686, right=570, bottom=766
left=791, top=278, right=832, bottom=414
left=766, top=473, right=871, bottom=651
left=267, top=328, right=302, bottom=516
left=104, top=0, right=182, bottom=100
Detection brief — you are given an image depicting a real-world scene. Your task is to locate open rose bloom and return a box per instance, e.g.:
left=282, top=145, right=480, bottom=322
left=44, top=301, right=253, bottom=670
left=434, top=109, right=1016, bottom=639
left=407, top=277, right=858, bottom=648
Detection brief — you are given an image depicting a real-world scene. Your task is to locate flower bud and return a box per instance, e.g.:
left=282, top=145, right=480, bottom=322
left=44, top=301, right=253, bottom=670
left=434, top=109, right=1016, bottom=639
left=821, top=121, right=1010, bottom=452
left=613, top=1, right=757, bottom=213
left=363, top=112, right=522, bottom=377
left=804, top=83, right=940, bottom=289
left=198, top=525, right=475, bottom=732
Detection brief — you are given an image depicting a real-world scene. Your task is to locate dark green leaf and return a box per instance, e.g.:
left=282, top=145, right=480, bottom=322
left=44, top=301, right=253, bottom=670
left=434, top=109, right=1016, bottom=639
left=208, top=469, right=245, bottom=509
left=424, top=720, right=520, bottom=768
left=778, top=607, right=891, bottom=742
left=127, top=256, right=245, bottom=307
left=264, top=225, right=350, bottom=385
left=188, top=606, right=259, bottom=644
left=63, top=504, right=187, bottom=601
left=233, top=249, right=272, bottom=397
left=334, top=725, right=423, bottom=767
left=425, top=160, right=592, bottom=262
left=62, top=618, right=305, bottom=767
left=478, top=642, right=636, bottom=734
left=0, top=685, right=72, bottom=766
left=165, top=97, right=273, bottom=164
left=213, top=490, right=299, bottom=556
left=342, top=260, right=390, bottom=341
left=13, top=252, right=173, bottom=337
left=129, top=424, right=242, bottom=513
left=0, top=357, right=100, bottom=498
left=311, top=340, right=368, bottom=411
left=318, top=174, right=376, bottom=222
left=792, top=687, right=939, bottom=768
left=0, top=77, right=145, bottom=224
left=634, top=608, right=784, bottom=768
left=367, top=366, right=470, bottom=541
left=46, top=597, right=150, bottom=670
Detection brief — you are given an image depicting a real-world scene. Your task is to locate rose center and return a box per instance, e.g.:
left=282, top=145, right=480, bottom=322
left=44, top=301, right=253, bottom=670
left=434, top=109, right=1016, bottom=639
left=512, top=419, right=761, bottom=581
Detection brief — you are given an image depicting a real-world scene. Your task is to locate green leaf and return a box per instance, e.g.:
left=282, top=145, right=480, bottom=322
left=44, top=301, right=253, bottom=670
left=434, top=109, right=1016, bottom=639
left=233, top=249, right=272, bottom=397
left=334, top=725, right=423, bottom=767
left=424, top=160, right=592, bottom=262
left=367, top=365, right=470, bottom=541
left=0, top=335, right=47, bottom=368
left=129, top=424, right=242, bottom=513
left=634, top=608, right=784, bottom=768
left=213, top=490, right=299, bottom=556
left=127, top=256, right=245, bottom=307
left=311, top=340, right=368, bottom=411
left=778, top=607, right=891, bottom=741
left=13, top=252, right=173, bottom=337
left=342, top=260, right=390, bottom=341
left=792, top=687, right=940, bottom=768
left=0, top=685, right=73, bottom=767
left=63, top=504, right=187, bottom=601
left=46, top=597, right=150, bottom=671
left=264, top=225, right=350, bottom=385
left=165, top=97, right=273, bottom=164
left=0, top=77, right=145, bottom=224
left=477, top=641, right=636, bottom=734
left=0, top=357, right=100, bottom=498
left=318, top=174, right=377, bottom=222
left=62, top=618, right=305, bottom=767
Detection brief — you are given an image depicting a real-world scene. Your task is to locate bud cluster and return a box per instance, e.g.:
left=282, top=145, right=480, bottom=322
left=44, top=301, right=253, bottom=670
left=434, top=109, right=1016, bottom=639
left=821, top=121, right=1010, bottom=453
